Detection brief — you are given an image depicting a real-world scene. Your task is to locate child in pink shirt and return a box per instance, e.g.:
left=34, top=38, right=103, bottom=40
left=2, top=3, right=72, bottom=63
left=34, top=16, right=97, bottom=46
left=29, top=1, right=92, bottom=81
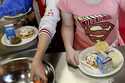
left=58, top=0, right=125, bottom=65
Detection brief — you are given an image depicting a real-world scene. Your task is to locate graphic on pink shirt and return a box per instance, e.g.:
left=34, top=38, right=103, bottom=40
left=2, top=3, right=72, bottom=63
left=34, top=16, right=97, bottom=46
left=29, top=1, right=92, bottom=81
left=76, top=14, right=115, bottom=43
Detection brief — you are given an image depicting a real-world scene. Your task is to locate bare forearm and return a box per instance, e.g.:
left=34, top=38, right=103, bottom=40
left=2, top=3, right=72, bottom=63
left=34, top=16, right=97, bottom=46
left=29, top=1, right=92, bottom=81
left=61, top=25, right=74, bottom=52
left=34, top=32, right=50, bottom=61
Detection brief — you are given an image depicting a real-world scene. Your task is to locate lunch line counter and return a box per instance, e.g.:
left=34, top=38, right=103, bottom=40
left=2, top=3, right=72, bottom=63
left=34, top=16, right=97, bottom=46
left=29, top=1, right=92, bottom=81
left=0, top=23, right=125, bottom=83
left=0, top=46, right=125, bottom=83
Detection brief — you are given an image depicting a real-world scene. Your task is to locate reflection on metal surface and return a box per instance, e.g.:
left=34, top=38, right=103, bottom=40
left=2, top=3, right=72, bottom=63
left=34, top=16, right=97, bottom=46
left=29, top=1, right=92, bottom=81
left=0, top=57, right=55, bottom=83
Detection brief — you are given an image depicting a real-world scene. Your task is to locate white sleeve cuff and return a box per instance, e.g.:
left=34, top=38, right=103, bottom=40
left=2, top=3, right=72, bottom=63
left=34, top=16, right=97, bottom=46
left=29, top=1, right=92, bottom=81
left=39, top=28, right=53, bottom=39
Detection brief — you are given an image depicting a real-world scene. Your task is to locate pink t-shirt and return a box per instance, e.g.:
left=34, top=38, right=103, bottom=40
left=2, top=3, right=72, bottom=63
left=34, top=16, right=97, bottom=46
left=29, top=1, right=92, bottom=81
left=58, top=0, right=125, bottom=50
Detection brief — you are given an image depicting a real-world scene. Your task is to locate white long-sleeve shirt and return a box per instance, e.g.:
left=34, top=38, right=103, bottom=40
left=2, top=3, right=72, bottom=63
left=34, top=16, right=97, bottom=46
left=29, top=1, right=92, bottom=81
left=33, top=0, right=60, bottom=39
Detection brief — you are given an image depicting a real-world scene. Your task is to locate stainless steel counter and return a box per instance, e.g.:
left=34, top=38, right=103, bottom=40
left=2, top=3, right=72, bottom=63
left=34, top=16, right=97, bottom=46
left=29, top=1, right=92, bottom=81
left=0, top=46, right=125, bottom=83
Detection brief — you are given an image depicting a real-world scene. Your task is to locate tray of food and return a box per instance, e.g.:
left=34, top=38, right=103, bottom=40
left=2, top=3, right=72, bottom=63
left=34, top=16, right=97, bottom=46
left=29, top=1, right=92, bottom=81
left=78, top=41, right=124, bottom=77
left=1, top=26, right=38, bottom=46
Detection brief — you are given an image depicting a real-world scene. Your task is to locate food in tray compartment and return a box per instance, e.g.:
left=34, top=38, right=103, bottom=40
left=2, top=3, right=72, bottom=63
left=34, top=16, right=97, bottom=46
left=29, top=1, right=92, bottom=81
left=82, top=41, right=117, bottom=73
left=84, top=53, right=98, bottom=68
left=108, top=51, right=122, bottom=68
left=81, top=41, right=123, bottom=73
left=10, top=36, right=22, bottom=44
left=95, top=41, right=109, bottom=52
left=17, top=28, right=34, bottom=39
left=82, top=51, right=113, bottom=73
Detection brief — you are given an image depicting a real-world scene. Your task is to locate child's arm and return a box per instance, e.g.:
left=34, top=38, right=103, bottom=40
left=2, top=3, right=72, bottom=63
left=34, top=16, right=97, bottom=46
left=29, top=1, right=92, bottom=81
left=61, top=11, right=79, bottom=66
